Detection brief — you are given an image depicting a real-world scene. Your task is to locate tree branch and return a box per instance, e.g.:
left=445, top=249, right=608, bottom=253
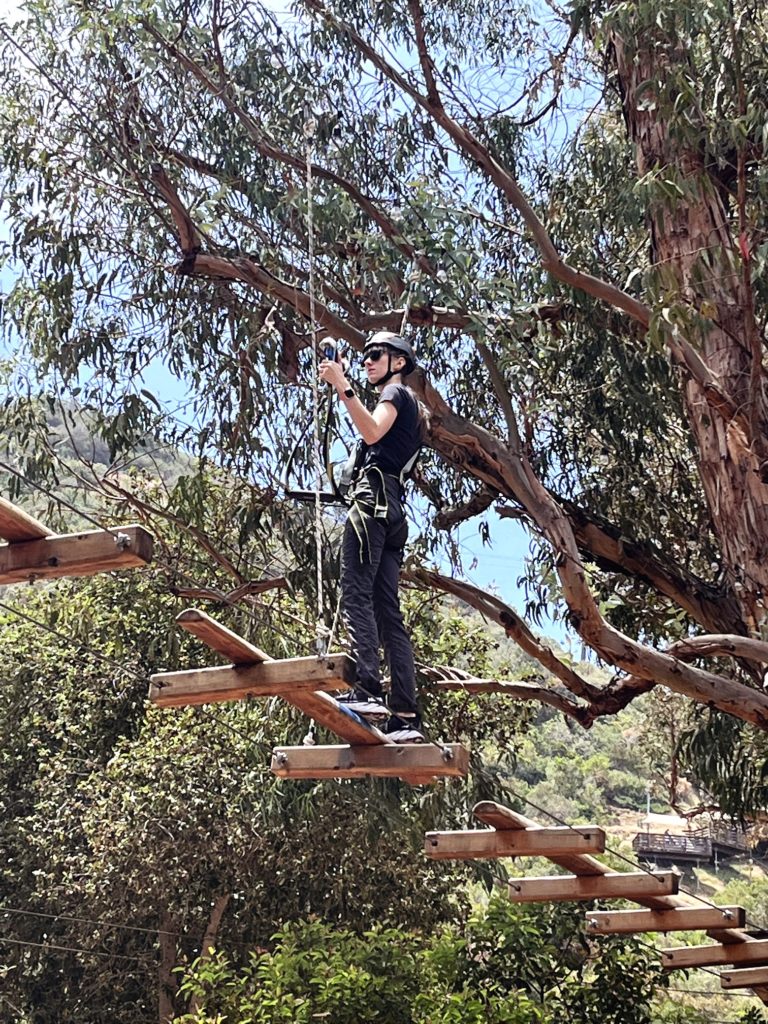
left=405, top=564, right=604, bottom=704
left=303, top=0, right=652, bottom=329
left=153, top=180, right=743, bottom=640
left=475, top=338, right=522, bottom=448
left=149, top=163, right=205, bottom=255
left=425, top=670, right=594, bottom=727
left=144, top=21, right=436, bottom=279
left=188, top=894, right=231, bottom=1015
left=667, top=634, right=768, bottom=665
left=407, top=0, right=442, bottom=108
left=433, top=485, right=497, bottom=529
left=550, top=497, right=745, bottom=636
left=151, top=177, right=768, bottom=730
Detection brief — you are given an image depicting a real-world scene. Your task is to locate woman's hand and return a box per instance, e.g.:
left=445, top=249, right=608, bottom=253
left=319, top=358, right=349, bottom=392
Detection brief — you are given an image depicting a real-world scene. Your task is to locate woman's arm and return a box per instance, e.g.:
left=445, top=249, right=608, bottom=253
left=319, top=358, right=397, bottom=444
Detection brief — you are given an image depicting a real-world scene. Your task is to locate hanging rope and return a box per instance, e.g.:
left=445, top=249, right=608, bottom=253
left=399, top=257, right=422, bottom=334
left=303, top=114, right=328, bottom=656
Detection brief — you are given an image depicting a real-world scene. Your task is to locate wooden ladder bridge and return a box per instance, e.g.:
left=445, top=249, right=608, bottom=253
left=149, top=608, right=469, bottom=785
left=427, top=801, right=768, bottom=1003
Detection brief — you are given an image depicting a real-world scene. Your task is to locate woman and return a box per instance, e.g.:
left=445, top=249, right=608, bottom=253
left=319, top=331, right=425, bottom=743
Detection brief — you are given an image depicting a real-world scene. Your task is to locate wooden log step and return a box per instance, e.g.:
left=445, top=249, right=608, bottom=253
left=0, top=525, right=153, bottom=584
left=586, top=906, right=746, bottom=934
left=271, top=742, right=470, bottom=780
left=149, top=655, right=355, bottom=707
left=278, top=690, right=393, bottom=745
left=662, top=939, right=768, bottom=970
left=176, top=608, right=271, bottom=664
left=508, top=871, right=679, bottom=903
left=473, top=801, right=608, bottom=878
left=425, top=826, right=605, bottom=860
left=0, top=497, right=50, bottom=542
left=720, top=967, right=768, bottom=989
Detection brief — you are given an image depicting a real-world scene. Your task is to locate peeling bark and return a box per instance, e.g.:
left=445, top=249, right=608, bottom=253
left=611, top=24, right=768, bottom=630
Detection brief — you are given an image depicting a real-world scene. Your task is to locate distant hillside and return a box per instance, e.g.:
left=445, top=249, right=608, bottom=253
left=46, top=407, right=192, bottom=483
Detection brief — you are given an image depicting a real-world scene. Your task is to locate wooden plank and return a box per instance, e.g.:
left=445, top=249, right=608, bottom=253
left=0, top=525, right=153, bottom=584
left=662, top=940, right=768, bottom=970
left=425, top=826, right=605, bottom=860
left=279, top=690, right=392, bottom=745
left=473, top=801, right=608, bottom=878
left=0, top=497, right=50, bottom=542
left=271, top=742, right=469, bottom=780
left=169, top=610, right=377, bottom=743
left=586, top=906, right=746, bottom=934
left=706, top=924, right=759, bottom=944
left=176, top=608, right=272, bottom=664
left=720, top=967, right=768, bottom=990
left=508, top=871, right=679, bottom=903
left=473, top=798, right=696, bottom=913
left=149, top=656, right=355, bottom=707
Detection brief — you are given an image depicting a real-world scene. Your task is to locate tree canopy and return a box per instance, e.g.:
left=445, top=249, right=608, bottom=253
left=3, top=0, right=768, bottom=1017
left=3, top=0, right=768, bottom=744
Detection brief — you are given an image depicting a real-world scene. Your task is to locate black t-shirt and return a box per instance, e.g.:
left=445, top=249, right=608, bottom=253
left=362, top=383, right=422, bottom=476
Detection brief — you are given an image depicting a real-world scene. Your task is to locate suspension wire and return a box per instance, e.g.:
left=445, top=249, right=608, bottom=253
left=0, top=480, right=759, bottom=987
left=0, top=934, right=152, bottom=964
left=0, top=588, right=274, bottom=759
left=303, top=114, right=327, bottom=657
left=0, top=905, right=178, bottom=938
left=0, top=455, right=458, bottom=758
left=0, top=454, right=316, bottom=657
left=0, top=597, right=149, bottom=686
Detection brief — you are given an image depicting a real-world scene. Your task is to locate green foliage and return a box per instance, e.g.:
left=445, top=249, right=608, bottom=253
left=409, top=594, right=536, bottom=755
left=174, top=894, right=665, bottom=1024
left=679, top=710, right=768, bottom=821
left=0, top=0, right=727, bottom=643
left=511, top=705, right=652, bottom=823
left=2, top=0, right=768, bottom=1020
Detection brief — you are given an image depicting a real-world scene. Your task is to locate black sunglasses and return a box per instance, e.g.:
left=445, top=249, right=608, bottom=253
left=362, top=347, right=388, bottom=363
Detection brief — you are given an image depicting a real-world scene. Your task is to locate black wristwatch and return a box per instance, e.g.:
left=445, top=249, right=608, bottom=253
left=343, top=387, right=354, bottom=399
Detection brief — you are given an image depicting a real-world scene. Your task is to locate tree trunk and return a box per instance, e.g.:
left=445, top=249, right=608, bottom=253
left=158, top=913, right=179, bottom=1024
left=187, top=894, right=231, bottom=1016
left=612, top=22, right=768, bottom=631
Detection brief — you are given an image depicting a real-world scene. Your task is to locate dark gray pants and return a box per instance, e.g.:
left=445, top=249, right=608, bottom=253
left=340, top=472, right=418, bottom=714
